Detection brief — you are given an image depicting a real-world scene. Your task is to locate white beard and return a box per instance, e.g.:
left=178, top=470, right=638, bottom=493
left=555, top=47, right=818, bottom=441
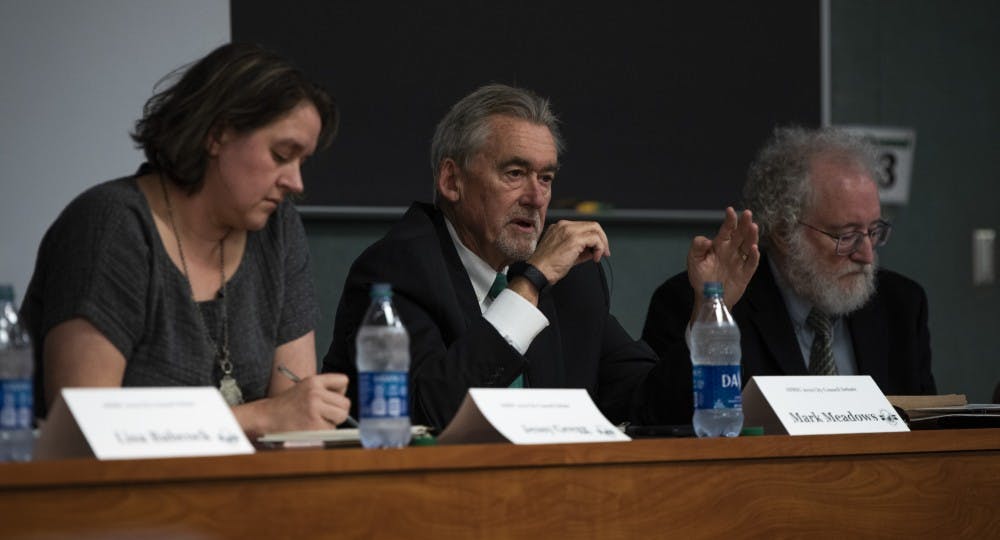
left=780, top=232, right=877, bottom=316
left=496, top=209, right=542, bottom=261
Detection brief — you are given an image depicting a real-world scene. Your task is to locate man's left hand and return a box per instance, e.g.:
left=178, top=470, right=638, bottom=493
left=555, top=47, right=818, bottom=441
left=686, top=207, right=759, bottom=321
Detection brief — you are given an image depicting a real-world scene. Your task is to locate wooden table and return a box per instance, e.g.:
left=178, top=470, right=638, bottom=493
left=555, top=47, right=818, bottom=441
left=2, top=429, right=999, bottom=539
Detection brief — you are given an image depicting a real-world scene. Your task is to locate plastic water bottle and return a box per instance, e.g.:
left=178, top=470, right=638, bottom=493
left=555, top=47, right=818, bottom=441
left=690, top=281, right=744, bottom=437
left=356, top=283, right=411, bottom=448
left=0, top=284, right=34, bottom=461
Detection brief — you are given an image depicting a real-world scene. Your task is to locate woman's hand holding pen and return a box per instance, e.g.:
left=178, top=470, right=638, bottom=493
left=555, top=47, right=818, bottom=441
left=278, top=365, right=359, bottom=427
left=238, top=370, right=352, bottom=435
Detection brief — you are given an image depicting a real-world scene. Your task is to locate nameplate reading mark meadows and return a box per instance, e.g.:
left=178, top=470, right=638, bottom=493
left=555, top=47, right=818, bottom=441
left=742, top=375, right=908, bottom=436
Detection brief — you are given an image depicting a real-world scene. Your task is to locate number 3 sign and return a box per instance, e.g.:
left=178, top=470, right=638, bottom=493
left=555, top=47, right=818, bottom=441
left=838, top=126, right=916, bottom=205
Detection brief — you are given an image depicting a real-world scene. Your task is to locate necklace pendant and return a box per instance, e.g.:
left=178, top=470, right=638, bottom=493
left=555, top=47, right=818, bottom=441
left=219, top=374, right=244, bottom=406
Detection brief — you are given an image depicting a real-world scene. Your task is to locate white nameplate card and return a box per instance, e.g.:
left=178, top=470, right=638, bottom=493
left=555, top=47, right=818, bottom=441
left=436, top=388, right=630, bottom=445
left=743, top=376, right=908, bottom=435
left=35, top=387, right=254, bottom=460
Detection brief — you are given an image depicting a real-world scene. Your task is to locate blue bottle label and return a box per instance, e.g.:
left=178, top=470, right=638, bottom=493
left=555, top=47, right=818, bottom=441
left=358, top=371, right=409, bottom=419
left=692, top=365, right=742, bottom=410
left=0, top=379, right=33, bottom=429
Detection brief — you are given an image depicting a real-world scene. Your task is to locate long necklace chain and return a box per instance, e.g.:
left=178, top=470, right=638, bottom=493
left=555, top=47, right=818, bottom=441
left=159, top=177, right=242, bottom=405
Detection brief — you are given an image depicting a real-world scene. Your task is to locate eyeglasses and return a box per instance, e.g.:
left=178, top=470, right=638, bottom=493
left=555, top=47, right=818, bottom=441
left=798, top=220, right=893, bottom=256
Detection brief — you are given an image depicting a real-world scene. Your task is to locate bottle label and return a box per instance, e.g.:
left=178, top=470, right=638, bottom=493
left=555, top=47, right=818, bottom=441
left=692, top=365, right=742, bottom=410
left=0, top=378, right=33, bottom=430
left=358, top=371, right=409, bottom=419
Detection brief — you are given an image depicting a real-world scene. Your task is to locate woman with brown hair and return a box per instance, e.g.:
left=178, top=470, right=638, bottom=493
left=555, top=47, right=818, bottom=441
left=22, top=43, right=350, bottom=436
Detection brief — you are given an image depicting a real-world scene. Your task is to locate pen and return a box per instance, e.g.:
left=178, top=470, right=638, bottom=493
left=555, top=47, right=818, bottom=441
left=277, top=364, right=359, bottom=428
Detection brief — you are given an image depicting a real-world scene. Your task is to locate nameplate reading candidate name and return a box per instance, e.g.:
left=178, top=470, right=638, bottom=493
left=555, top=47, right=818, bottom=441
left=742, top=376, right=908, bottom=436
left=436, top=388, right=630, bottom=445
left=35, top=387, right=254, bottom=460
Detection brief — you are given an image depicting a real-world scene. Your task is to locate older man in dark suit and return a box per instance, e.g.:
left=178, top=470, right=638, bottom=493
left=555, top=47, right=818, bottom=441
left=323, top=84, right=758, bottom=430
left=643, top=127, right=936, bottom=424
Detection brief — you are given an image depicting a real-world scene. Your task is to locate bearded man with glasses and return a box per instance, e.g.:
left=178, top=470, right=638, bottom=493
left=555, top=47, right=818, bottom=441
left=642, top=127, right=936, bottom=424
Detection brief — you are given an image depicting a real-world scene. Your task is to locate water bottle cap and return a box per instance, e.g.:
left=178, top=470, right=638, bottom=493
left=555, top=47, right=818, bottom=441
left=0, top=284, right=14, bottom=303
left=702, top=281, right=723, bottom=296
left=370, top=282, right=393, bottom=298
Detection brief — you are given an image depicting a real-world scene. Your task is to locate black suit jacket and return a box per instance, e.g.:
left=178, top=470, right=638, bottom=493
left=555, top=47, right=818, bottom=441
left=641, top=251, right=936, bottom=424
left=324, top=203, right=674, bottom=430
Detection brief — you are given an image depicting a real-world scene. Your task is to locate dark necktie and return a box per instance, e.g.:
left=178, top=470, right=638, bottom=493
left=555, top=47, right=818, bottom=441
left=806, top=308, right=838, bottom=375
left=486, top=271, right=524, bottom=388
left=487, top=272, right=507, bottom=301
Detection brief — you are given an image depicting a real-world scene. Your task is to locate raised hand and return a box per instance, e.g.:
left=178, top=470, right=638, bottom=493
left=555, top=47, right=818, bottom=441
left=687, top=207, right=759, bottom=319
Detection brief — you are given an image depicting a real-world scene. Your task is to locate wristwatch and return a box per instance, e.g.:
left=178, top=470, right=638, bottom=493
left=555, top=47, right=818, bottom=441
left=507, top=261, right=549, bottom=294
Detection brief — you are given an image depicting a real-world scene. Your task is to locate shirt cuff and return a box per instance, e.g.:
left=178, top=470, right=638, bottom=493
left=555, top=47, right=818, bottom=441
left=483, top=289, right=550, bottom=355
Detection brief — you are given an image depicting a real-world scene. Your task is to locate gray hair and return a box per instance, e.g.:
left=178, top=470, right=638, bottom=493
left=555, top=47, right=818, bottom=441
left=430, top=84, right=564, bottom=187
left=743, top=126, right=884, bottom=246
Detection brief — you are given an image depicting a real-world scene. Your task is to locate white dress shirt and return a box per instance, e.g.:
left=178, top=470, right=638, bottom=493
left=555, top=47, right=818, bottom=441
left=444, top=218, right=549, bottom=354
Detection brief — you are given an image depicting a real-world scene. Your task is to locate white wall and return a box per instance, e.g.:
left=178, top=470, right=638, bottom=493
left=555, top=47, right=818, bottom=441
left=0, top=0, right=229, bottom=303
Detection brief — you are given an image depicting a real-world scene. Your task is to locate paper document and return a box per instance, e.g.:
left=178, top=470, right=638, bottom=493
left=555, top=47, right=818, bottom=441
left=903, top=404, right=1000, bottom=429
left=257, top=425, right=430, bottom=448
left=887, top=394, right=967, bottom=412
left=905, top=404, right=1000, bottom=418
